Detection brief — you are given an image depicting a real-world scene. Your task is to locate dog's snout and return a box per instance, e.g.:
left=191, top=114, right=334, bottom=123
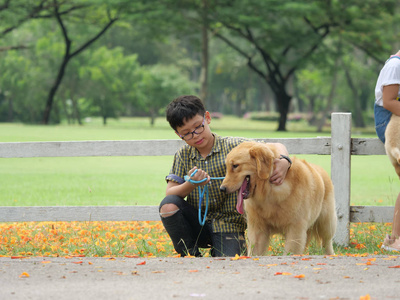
left=220, top=185, right=227, bottom=193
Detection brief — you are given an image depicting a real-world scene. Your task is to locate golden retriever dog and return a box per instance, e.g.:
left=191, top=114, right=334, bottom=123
left=385, top=114, right=400, bottom=177
left=220, top=141, right=336, bottom=256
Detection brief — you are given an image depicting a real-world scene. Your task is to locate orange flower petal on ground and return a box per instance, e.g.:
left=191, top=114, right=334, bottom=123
left=19, top=272, right=30, bottom=278
left=274, top=272, right=292, bottom=276
left=231, top=254, right=251, bottom=261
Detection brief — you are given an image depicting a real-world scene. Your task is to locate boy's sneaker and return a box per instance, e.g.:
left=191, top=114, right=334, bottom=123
left=381, top=235, right=400, bottom=252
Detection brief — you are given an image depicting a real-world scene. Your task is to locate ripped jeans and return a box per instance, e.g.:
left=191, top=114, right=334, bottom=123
left=159, top=195, right=246, bottom=257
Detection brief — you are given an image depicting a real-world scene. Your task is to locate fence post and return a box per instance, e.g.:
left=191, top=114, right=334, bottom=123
left=331, top=112, right=351, bottom=246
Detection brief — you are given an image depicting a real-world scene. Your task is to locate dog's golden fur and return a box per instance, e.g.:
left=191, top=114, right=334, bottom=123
left=385, top=114, right=400, bottom=178
left=220, top=141, right=337, bottom=256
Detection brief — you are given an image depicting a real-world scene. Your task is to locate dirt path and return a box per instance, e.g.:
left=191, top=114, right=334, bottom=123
left=1, top=255, right=399, bottom=299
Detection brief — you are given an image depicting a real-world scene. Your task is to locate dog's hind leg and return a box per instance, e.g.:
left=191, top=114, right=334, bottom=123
left=314, top=209, right=336, bottom=255
left=305, top=227, right=320, bottom=250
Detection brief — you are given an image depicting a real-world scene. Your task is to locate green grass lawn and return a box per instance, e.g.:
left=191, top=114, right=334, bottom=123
left=0, top=116, right=398, bottom=207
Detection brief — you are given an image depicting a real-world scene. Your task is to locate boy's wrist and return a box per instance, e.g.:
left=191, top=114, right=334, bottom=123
left=279, top=154, right=292, bottom=169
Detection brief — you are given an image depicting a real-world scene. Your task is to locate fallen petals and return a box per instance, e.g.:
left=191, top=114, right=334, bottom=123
left=136, top=261, right=146, bottom=265
left=230, top=254, right=251, bottom=261
left=293, top=274, right=305, bottom=279
left=388, top=265, right=400, bottom=268
left=382, top=256, right=398, bottom=260
left=274, top=272, right=292, bottom=276
left=356, top=262, right=376, bottom=266
left=359, top=294, right=371, bottom=300
left=19, top=272, right=30, bottom=278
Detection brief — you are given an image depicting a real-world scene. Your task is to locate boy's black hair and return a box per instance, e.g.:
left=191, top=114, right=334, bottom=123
left=166, top=95, right=206, bottom=131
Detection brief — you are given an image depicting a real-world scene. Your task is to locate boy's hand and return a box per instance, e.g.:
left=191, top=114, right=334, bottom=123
left=188, top=167, right=211, bottom=186
left=269, top=158, right=290, bottom=185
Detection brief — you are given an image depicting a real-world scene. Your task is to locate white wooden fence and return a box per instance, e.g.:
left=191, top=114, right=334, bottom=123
left=0, top=113, right=391, bottom=246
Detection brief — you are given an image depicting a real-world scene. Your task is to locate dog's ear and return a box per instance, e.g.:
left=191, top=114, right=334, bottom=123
left=249, top=144, right=273, bottom=180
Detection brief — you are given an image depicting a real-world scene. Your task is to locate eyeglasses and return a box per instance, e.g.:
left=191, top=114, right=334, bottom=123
left=176, top=116, right=206, bottom=141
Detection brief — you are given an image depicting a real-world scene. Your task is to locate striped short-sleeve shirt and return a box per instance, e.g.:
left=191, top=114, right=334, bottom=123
left=165, top=134, right=249, bottom=233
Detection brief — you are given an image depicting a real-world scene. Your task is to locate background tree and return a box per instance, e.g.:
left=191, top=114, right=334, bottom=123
left=166, top=0, right=397, bottom=130
left=1, top=0, right=400, bottom=130
left=78, top=46, right=141, bottom=125
left=39, top=0, right=118, bottom=124
left=135, top=65, right=198, bottom=126
left=0, top=0, right=48, bottom=44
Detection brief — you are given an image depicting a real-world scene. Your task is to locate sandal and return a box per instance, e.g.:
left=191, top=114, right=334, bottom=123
left=381, top=236, right=400, bottom=252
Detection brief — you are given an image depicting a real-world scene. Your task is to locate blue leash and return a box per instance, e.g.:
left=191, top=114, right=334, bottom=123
left=184, top=169, right=225, bottom=226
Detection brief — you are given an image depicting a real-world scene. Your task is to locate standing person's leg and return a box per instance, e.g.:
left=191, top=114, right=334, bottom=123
left=159, top=195, right=212, bottom=257
left=382, top=193, right=400, bottom=251
left=392, top=193, right=400, bottom=238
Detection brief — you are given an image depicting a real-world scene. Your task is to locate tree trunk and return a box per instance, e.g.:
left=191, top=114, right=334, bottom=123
left=317, top=60, right=339, bottom=132
left=42, top=55, right=70, bottom=124
left=7, top=96, right=13, bottom=122
left=275, top=89, right=291, bottom=131
left=150, top=108, right=155, bottom=126
left=72, top=98, right=82, bottom=125
left=344, top=64, right=365, bottom=128
left=317, top=38, right=342, bottom=132
left=62, top=98, right=71, bottom=124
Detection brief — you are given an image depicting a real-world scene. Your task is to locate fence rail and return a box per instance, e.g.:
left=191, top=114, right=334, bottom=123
left=0, top=113, right=390, bottom=246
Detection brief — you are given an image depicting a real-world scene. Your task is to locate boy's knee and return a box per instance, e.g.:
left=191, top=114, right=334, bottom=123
left=160, top=203, right=180, bottom=218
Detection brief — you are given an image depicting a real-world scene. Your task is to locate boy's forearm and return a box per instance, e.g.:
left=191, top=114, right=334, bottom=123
left=166, top=181, right=196, bottom=198
left=267, top=142, right=289, bottom=156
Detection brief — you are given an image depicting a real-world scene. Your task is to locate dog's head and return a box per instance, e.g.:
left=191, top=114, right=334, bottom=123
left=220, top=141, right=275, bottom=214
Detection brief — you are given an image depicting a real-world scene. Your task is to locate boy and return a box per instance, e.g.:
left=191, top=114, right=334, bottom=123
left=159, top=95, right=291, bottom=257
